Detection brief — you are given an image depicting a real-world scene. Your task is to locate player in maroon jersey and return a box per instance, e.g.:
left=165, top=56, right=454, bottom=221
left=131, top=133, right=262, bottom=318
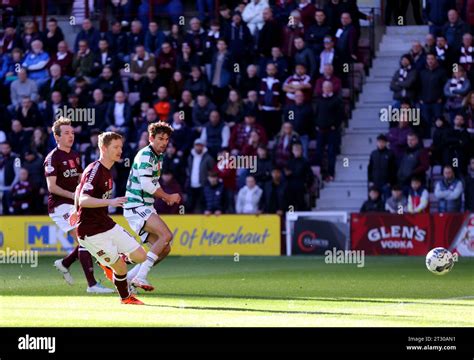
left=76, top=131, right=147, bottom=304
left=46, top=117, right=113, bottom=294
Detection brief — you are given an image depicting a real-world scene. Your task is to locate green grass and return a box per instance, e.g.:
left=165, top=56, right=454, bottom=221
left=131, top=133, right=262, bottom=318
left=1, top=256, right=473, bottom=327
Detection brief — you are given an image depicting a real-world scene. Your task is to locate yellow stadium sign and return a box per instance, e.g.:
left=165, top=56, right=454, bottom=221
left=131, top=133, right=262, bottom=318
left=0, top=215, right=281, bottom=256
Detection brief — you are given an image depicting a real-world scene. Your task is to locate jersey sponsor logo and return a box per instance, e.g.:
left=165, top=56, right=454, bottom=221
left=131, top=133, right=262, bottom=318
left=45, top=166, right=55, bottom=173
left=103, top=190, right=112, bottom=199
left=63, top=168, right=78, bottom=178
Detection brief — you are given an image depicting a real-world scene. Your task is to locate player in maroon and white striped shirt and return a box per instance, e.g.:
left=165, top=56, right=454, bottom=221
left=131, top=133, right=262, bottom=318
left=76, top=132, right=148, bottom=304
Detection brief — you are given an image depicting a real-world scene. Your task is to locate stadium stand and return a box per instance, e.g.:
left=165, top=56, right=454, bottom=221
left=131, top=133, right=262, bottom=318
left=1, top=1, right=471, bottom=217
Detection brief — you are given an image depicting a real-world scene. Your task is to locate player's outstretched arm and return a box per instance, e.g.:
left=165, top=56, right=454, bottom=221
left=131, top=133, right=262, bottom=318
left=153, top=187, right=181, bottom=205
left=46, top=176, right=75, bottom=200
left=79, top=194, right=127, bottom=208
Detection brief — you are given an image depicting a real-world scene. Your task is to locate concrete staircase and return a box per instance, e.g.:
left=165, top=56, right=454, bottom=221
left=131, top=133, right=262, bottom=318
left=316, top=26, right=429, bottom=212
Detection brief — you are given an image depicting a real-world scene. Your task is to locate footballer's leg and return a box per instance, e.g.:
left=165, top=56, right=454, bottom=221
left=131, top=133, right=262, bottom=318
left=126, top=233, right=170, bottom=281
left=70, top=229, right=114, bottom=294
left=132, top=214, right=173, bottom=288
left=53, top=207, right=80, bottom=285
left=54, top=233, right=78, bottom=285
left=75, top=231, right=113, bottom=293
left=109, top=257, right=143, bottom=305
left=78, top=228, right=145, bottom=305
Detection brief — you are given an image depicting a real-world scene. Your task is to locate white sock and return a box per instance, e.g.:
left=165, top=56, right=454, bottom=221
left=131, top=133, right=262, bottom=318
left=136, top=251, right=158, bottom=280
left=127, top=264, right=142, bottom=281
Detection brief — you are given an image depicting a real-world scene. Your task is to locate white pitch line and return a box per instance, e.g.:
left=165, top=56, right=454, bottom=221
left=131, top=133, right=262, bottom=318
left=441, top=295, right=474, bottom=300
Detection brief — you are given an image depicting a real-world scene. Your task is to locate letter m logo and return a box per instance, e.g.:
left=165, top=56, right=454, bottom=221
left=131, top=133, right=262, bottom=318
left=28, top=225, right=49, bottom=245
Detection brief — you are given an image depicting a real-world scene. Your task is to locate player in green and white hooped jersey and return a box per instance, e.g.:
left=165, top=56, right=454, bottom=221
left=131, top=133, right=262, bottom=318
left=123, top=122, right=181, bottom=291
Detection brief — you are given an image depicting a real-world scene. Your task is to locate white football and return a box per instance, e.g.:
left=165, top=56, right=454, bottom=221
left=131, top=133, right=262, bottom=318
left=425, top=247, right=454, bottom=275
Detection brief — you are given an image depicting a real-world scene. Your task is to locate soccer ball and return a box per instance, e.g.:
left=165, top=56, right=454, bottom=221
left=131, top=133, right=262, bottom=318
left=425, top=247, right=454, bottom=275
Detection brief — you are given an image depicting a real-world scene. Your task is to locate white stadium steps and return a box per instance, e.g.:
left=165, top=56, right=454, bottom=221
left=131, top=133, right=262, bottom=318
left=315, top=25, right=429, bottom=211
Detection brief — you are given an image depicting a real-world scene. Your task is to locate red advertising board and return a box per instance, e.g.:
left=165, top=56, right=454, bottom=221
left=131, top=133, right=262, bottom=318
left=350, top=213, right=469, bottom=255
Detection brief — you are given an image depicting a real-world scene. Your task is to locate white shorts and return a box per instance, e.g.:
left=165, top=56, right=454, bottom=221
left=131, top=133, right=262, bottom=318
left=49, top=204, right=76, bottom=233
left=77, top=224, right=141, bottom=266
left=123, top=205, right=156, bottom=243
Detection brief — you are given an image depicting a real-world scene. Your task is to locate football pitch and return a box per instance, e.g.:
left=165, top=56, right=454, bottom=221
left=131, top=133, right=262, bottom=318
left=1, top=256, right=473, bottom=327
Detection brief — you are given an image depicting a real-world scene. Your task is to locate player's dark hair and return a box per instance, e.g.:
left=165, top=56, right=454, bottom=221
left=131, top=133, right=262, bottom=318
left=52, top=117, right=72, bottom=137
left=148, top=121, right=174, bottom=138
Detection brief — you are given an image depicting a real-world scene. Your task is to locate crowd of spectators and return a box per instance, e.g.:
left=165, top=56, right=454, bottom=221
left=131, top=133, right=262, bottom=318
left=0, top=0, right=374, bottom=215
left=364, top=3, right=474, bottom=213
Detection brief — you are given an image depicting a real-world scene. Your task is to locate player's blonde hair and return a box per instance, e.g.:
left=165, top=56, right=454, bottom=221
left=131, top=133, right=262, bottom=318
left=98, top=131, right=123, bottom=148
left=52, top=117, right=72, bottom=137
left=148, top=121, right=174, bottom=138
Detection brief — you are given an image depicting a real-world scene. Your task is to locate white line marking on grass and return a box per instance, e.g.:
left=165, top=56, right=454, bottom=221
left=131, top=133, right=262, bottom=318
left=442, top=295, right=474, bottom=300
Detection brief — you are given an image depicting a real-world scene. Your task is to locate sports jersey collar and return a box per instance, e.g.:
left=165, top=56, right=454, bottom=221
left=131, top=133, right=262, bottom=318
left=57, top=145, right=71, bottom=154
left=148, top=144, right=162, bottom=157
left=98, top=159, right=113, bottom=170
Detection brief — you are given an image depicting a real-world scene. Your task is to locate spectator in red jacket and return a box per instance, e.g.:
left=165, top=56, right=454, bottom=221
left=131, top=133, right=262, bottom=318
left=297, top=0, right=316, bottom=29
left=281, top=10, right=304, bottom=58
left=229, top=112, right=268, bottom=154
left=156, top=41, right=177, bottom=86
left=241, top=130, right=262, bottom=157
left=314, top=64, right=342, bottom=97
left=461, top=0, right=474, bottom=33
left=49, top=40, right=74, bottom=78
left=215, top=148, right=237, bottom=212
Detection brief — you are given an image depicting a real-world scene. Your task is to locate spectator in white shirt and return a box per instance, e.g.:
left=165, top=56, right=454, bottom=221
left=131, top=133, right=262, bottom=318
left=236, top=175, right=263, bottom=214
left=105, top=91, right=132, bottom=137
left=242, top=0, right=268, bottom=35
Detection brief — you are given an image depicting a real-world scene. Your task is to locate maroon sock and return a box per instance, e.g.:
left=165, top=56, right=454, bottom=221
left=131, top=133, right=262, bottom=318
left=78, top=247, right=97, bottom=287
left=61, top=245, right=79, bottom=268
left=113, top=273, right=130, bottom=299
